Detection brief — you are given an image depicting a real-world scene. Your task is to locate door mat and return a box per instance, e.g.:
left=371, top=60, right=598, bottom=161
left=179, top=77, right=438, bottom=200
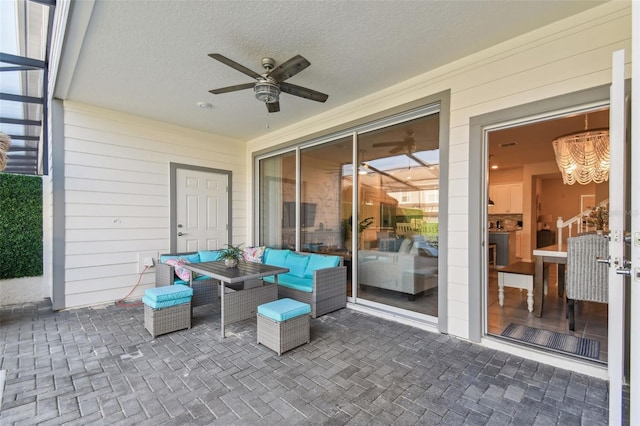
left=500, top=323, right=600, bottom=360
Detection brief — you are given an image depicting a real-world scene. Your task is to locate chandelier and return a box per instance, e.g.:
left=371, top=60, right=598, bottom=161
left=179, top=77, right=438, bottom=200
left=552, top=115, right=609, bottom=185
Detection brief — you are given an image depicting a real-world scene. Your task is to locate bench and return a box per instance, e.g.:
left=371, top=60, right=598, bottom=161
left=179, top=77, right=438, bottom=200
left=498, top=261, right=535, bottom=312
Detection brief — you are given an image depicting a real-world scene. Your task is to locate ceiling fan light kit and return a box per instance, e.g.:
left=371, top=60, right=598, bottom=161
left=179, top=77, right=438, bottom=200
left=208, top=53, right=328, bottom=113
left=254, top=80, right=280, bottom=104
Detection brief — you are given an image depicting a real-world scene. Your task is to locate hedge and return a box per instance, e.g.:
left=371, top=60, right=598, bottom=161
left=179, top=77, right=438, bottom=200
left=0, top=173, right=43, bottom=279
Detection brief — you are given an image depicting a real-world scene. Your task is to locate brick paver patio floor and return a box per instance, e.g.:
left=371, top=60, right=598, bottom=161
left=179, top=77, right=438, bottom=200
left=0, top=299, right=628, bottom=425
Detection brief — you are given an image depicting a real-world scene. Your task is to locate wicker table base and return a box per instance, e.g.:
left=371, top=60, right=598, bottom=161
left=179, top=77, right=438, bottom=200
left=181, top=261, right=289, bottom=338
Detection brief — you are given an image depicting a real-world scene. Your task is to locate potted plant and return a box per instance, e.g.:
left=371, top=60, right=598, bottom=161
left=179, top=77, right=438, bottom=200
left=220, top=243, right=244, bottom=268
left=588, top=205, right=609, bottom=232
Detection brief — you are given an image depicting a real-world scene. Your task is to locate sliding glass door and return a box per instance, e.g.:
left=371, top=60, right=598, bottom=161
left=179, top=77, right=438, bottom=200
left=258, top=151, right=296, bottom=249
left=356, top=114, right=440, bottom=317
left=256, top=104, right=442, bottom=320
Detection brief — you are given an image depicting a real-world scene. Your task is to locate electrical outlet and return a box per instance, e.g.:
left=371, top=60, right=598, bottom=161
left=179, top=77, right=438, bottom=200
left=137, top=251, right=157, bottom=273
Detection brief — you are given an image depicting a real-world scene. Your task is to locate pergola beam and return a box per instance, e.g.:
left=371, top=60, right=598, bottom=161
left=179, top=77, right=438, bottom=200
left=0, top=93, right=44, bottom=104
left=0, top=117, right=41, bottom=126
left=0, top=53, right=45, bottom=70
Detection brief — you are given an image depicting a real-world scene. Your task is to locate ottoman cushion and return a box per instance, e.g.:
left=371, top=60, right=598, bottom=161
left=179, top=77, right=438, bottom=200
left=145, top=285, right=193, bottom=302
left=142, top=296, right=192, bottom=309
left=258, top=298, right=311, bottom=322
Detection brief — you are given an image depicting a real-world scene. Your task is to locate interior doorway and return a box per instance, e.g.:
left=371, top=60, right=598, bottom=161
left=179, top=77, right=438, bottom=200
left=485, top=107, right=610, bottom=364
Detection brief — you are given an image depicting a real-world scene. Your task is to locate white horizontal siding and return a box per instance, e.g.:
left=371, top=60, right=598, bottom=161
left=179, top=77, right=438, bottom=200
left=247, top=2, right=631, bottom=340
left=66, top=239, right=167, bottom=256
left=62, top=103, right=246, bottom=309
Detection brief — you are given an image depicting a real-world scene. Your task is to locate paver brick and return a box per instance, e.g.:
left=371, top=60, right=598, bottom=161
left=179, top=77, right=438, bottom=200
left=0, top=299, right=629, bottom=425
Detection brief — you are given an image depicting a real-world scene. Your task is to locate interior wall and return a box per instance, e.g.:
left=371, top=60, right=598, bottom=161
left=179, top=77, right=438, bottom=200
left=542, top=178, right=595, bottom=242
left=488, top=168, right=523, bottom=185
left=247, top=2, right=631, bottom=339
left=542, top=178, right=608, bottom=246
left=61, top=102, right=247, bottom=309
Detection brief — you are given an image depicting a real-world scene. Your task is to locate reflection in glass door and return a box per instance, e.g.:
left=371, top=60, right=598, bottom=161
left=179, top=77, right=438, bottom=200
left=300, top=137, right=354, bottom=294
left=355, top=114, right=440, bottom=317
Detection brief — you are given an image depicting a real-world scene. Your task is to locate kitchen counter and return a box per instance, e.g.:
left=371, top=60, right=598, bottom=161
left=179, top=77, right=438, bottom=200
left=489, top=231, right=517, bottom=267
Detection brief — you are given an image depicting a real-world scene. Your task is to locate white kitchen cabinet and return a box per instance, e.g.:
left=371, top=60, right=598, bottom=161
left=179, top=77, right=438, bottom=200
left=489, top=183, right=522, bottom=213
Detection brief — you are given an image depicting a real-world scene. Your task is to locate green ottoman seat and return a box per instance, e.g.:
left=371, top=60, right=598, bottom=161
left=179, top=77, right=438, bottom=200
left=143, top=285, right=193, bottom=337
left=257, top=298, right=311, bottom=355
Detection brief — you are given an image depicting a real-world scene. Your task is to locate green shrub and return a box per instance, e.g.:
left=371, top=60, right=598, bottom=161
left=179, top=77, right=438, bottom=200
left=0, top=174, right=43, bottom=279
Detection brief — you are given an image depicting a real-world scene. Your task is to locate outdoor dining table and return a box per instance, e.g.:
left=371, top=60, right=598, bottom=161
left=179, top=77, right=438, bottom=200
left=181, top=261, right=289, bottom=337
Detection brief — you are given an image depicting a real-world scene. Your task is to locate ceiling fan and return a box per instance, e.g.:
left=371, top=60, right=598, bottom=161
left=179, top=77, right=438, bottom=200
left=208, top=53, right=329, bottom=113
left=373, top=129, right=433, bottom=168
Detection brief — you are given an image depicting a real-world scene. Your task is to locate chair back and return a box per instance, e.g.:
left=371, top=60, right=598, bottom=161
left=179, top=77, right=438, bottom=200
left=566, top=233, right=609, bottom=303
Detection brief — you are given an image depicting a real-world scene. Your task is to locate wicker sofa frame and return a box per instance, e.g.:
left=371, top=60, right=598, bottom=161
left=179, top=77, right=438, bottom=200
left=270, top=251, right=347, bottom=318
left=156, top=251, right=218, bottom=307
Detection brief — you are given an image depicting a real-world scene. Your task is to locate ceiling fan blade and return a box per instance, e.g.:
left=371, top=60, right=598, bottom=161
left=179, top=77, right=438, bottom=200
left=208, top=53, right=262, bottom=80
left=268, top=55, right=310, bottom=82
left=280, top=82, right=328, bottom=103
left=209, top=82, right=255, bottom=94
left=266, top=102, right=280, bottom=113
left=406, top=152, right=433, bottom=168
left=389, top=146, right=404, bottom=154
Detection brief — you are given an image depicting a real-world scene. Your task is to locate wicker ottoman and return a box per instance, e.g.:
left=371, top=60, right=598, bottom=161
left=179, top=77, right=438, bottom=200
left=257, top=298, right=311, bottom=355
left=143, top=285, right=193, bottom=337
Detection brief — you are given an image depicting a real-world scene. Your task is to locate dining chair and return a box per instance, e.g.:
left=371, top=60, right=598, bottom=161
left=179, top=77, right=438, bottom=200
left=565, top=233, right=609, bottom=331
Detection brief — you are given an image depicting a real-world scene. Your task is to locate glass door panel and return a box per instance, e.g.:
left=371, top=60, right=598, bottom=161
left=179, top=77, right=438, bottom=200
left=259, top=152, right=296, bottom=249
left=300, top=137, right=353, bottom=293
left=356, top=114, right=440, bottom=317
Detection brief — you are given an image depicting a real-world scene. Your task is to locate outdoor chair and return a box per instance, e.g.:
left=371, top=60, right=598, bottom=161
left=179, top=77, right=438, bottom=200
left=565, top=233, right=609, bottom=331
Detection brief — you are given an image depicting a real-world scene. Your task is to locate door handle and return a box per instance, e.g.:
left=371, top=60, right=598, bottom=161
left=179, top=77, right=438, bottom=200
left=614, top=259, right=632, bottom=276
left=178, top=232, right=187, bottom=236
left=616, top=268, right=631, bottom=277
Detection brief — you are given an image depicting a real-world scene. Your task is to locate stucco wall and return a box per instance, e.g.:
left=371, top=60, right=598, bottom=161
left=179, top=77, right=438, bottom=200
left=246, top=2, right=632, bottom=339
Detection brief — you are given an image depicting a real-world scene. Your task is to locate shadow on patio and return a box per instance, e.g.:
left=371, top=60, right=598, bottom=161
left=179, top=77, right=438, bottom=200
left=0, top=299, right=620, bottom=425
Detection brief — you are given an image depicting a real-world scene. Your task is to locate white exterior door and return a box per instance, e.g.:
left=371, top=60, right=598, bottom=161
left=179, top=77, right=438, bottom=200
left=175, top=168, right=228, bottom=252
left=629, top=6, right=639, bottom=422
left=608, top=48, right=634, bottom=425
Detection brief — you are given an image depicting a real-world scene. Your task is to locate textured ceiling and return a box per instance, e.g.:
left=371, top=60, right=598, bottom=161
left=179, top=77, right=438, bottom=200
left=58, top=0, right=605, bottom=142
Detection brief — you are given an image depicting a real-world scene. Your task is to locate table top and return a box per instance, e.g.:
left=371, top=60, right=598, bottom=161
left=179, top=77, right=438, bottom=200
left=499, top=261, right=535, bottom=275
left=182, top=261, right=289, bottom=284
left=532, top=244, right=567, bottom=257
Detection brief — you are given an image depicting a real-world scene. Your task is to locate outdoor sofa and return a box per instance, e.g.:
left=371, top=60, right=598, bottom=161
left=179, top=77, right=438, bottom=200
left=155, top=248, right=347, bottom=318
left=259, top=248, right=347, bottom=318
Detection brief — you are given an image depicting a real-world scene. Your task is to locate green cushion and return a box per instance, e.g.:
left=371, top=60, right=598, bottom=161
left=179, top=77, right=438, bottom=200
left=264, top=274, right=313, bottom=293
left=264, top=248, right=290, bottom=268
left=198, top=250, right=222, bottom=262
left=258, top=298, right=311, bottom=321
left=303, top=254, right=340, bottom=278
left=284, top=252, right=310, bottom=278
